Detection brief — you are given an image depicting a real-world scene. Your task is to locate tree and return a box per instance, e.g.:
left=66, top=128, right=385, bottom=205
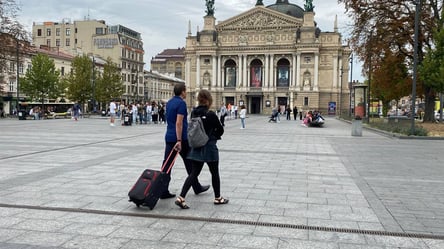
left=95, top=58, right=124, bottom=109
left=419, top=10, right=444, bottom=118
left=338, top=0, right=443, bottom=122
left=0, top=0, right=29, bottom=72
left=64, top=55, right=93, bottom=106
left=372, top=49, right=411, bottom=116
left=20, top=53, right=61, bottom=108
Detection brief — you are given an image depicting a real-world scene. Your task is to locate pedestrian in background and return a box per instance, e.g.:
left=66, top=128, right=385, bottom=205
left=73, top=103, right=80, bottom=121
left=175, top=89, right=227, bottom=209
left=239, top=105, right=246, bottom=129
left=286, top=105, right=292, bottom=120
left=293, top=106, right=298, bottom=121
left=219, top=103, right=227, bottom=126
left=109, top=99, right=116, bottom=126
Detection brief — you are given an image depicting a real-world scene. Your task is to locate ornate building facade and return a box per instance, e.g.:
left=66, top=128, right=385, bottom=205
left=185, top=0, right=350, bottom=115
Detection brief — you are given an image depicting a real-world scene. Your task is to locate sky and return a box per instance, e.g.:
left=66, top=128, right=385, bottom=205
left=16, top=0, right=364, bottom=82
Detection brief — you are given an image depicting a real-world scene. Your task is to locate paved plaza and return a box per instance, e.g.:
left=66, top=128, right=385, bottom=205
left=0, top=115, right=443, bottom=249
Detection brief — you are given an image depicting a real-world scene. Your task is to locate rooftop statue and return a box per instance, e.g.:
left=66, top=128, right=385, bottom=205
left=206, top=0, right=215, bottom=16
left=304, top=0, right=314, bottom=12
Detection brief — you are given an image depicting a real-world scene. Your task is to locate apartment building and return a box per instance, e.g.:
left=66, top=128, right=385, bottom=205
left=32, top=19, right=145, bottom=104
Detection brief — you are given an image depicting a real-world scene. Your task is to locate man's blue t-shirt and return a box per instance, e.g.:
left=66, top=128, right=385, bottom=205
left=165, top=96, right=188, bottom=142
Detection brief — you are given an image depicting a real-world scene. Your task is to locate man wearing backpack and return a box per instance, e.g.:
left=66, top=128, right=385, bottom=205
left=161, top=83, right=210, bottom=199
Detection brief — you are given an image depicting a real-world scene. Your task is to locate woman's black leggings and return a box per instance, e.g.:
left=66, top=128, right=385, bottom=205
left=180, top=160, right=220, bottom=198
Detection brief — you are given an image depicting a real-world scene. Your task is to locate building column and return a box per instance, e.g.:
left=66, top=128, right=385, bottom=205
left=243, top=54, right=248, bottom=88
left=237, top=54, right=241, bottom=88
left=314, top=52, right=319, bottom=91
left=196, top=55, right=201, bottom=88
left=292, top=53, right=297, bottom=88
left=186, top=58, right=192, bottom=88
left=332, top=54, right=338, bottom=89
left=269, top=54, right=275, bottom=88
left=264, top=54, right=269, bottom=88
left=212, top=55, right=217, bottom=87
left=296, top=52, right=301, bottom=88
left=217, top=55, right=222, bottom=87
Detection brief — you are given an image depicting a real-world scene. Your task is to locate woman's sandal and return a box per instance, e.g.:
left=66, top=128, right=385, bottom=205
left=175, top=196, right=189, bottom=209
left=214, top=197, right=229, bottom=205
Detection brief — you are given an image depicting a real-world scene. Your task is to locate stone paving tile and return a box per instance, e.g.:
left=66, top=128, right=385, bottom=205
left=61, top=235, right=130, bottom=249
left=13, top=219, right=71, bottom=232
left=218, top=233, right=280, bottom=249
left=161, top=230, right=223, bottom=245
left=120, top=239, right=186, bottom=249
left=7, top=231, right=74, bottom=247
left=0, top=228, right=26, bottom=242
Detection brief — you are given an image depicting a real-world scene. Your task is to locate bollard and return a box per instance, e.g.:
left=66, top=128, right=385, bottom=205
left=351, top=116, right=362, bottom=136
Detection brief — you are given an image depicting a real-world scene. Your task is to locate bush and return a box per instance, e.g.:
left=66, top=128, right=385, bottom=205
left=369, top=120, right=428, bottom=136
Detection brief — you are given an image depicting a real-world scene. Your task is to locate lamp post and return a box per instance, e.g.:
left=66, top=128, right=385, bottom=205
left=349, top=54, right=353, bottom=117
left=411, top=0, right=421, bottom=134
left=367, top=32, right=372, bottom=123
left=339, top=67, right=343, bottom=117
left=91, top=56, right=96, bottom=113
left=16, top=38, right=20, bottom=118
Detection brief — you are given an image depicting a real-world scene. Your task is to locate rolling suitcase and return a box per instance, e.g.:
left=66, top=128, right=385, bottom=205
left=128, top=150, right=178, bottom=209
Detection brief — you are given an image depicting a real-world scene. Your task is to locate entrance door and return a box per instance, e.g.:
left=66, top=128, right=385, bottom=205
left=250, top=97, right=261, bottom=114
left=278, top=97, right=288, bottom=114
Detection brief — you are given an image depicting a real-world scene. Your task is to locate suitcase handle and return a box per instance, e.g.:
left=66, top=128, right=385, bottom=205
left=161, top=149, right=179, bottom=174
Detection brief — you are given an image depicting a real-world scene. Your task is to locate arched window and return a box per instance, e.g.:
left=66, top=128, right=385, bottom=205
left=174, top=62, right=182, bottom=79
left=277, top=58, right=290, bottom=87
left=250, top=59, right=263, bottom=87
left=224, top=59, right=236, bottom=87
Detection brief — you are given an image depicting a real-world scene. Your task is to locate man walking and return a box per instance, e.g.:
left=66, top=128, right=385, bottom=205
left=109, top=99, right=116, bottom=126
left=161, top=83, right=209, bottom=199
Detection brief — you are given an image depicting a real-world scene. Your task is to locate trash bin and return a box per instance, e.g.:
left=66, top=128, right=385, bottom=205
left=351, top=116, right=362, bottom=136
left=18, top=110, right=26, bottom=120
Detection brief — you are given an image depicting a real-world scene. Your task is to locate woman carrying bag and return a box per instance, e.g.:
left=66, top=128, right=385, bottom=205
left=175, top=89, right=229, bottom=209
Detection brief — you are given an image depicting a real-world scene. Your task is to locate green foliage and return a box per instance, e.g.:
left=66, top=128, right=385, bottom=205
left=64, top=54, right=93, bottom=104
left=19, top=53, right=61, bottom=102
left=419, top=26, right=444, bottom=93
left=369, top=120, right=428, bottom=136
left=95, top=58, right=124, bottom=104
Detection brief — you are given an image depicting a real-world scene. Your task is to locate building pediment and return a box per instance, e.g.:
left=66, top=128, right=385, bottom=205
left=217, top=7, right=302, bottom=31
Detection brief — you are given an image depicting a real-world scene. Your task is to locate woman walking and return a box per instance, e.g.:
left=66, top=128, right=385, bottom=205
left=174, top=89, right=228, bottom=209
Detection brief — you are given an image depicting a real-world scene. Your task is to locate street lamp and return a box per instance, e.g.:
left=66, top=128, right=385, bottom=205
left=367, top=31, right=373, bottom=123
left=411, top=0, right=421, bottom=134
left=349, top=54, right=353, bottom=117
left=340, top=67, right=343, bottom=117
left=16, top=38, right=20, bottom=118
left=91, top=56, right=96, bottom=113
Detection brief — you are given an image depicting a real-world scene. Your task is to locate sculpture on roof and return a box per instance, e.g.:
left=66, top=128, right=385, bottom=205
left=256, top=0, right=264, bottom=6
left=206, top=0, right=215, bottom=16
left=304, top=0, right=314, bottom=12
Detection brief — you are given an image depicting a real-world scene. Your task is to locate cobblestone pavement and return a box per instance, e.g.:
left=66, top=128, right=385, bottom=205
left=0, top=115, right=443, bottom=249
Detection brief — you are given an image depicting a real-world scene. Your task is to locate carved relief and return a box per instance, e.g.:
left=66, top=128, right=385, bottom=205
left=218, top=10, right=300, bottom=30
